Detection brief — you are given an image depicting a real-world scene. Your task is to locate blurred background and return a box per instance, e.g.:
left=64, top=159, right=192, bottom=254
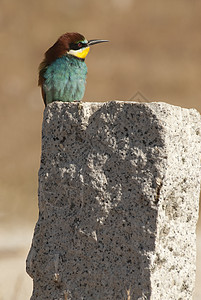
left=0, top=0, right=200, bottom=298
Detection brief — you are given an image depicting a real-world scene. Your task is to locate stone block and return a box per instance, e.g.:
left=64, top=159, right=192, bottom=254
left=26, top=101, right=201, bottom=299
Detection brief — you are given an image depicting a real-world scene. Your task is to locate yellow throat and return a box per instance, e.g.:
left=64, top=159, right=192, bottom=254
left=68, top=47, right=90, bottom=59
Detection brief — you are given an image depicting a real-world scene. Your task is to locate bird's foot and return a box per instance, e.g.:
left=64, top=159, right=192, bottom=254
left=78, top=101, right=83, bottom=111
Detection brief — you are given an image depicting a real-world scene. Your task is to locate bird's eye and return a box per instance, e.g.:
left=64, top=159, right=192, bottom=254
left=69, top=42, right=84, bottom=51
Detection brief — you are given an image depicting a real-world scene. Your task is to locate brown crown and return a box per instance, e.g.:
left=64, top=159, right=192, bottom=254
left=45, top=32, right=85, bottom=64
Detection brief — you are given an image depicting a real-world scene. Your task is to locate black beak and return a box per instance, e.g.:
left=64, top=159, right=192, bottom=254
left=88, top=39, right=109, bottom=46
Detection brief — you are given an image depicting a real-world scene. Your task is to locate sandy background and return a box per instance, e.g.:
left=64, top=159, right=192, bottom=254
left=0, top=0, right=200, bottom=298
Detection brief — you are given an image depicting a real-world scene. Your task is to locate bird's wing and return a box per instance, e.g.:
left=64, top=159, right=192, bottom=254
left=38, top=61, right=48, bottom=106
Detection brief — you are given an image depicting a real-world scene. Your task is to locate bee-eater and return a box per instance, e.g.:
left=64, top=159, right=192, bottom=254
left=38, top=32, right=108, bottom=106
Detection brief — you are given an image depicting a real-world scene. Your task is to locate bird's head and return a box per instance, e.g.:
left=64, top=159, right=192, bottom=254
left=44, top=32, right=109, bottom=64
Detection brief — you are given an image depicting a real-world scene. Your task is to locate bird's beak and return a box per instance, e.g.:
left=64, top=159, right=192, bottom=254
left=87, top=39, right=109, bottom=46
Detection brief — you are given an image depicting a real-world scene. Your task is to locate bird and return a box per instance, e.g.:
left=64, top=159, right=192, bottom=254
left=38, top=32, right=109, bottom=106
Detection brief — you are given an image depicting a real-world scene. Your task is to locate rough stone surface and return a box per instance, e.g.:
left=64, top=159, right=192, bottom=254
left=26, top=101, right=201, bottom=300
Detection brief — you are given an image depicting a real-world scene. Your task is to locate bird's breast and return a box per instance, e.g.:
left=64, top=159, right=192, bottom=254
left=43, top=55, right=87, bottom=103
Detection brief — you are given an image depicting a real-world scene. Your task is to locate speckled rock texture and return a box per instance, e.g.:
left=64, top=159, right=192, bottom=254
left=27, top=101, right=201, bottom=300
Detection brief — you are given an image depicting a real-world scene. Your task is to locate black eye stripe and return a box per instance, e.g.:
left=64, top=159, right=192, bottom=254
left=70, top=42, right=87, bottom=50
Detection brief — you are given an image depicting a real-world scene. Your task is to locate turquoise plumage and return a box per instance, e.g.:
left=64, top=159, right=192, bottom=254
left=43, top=55, right=87, bottom=105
